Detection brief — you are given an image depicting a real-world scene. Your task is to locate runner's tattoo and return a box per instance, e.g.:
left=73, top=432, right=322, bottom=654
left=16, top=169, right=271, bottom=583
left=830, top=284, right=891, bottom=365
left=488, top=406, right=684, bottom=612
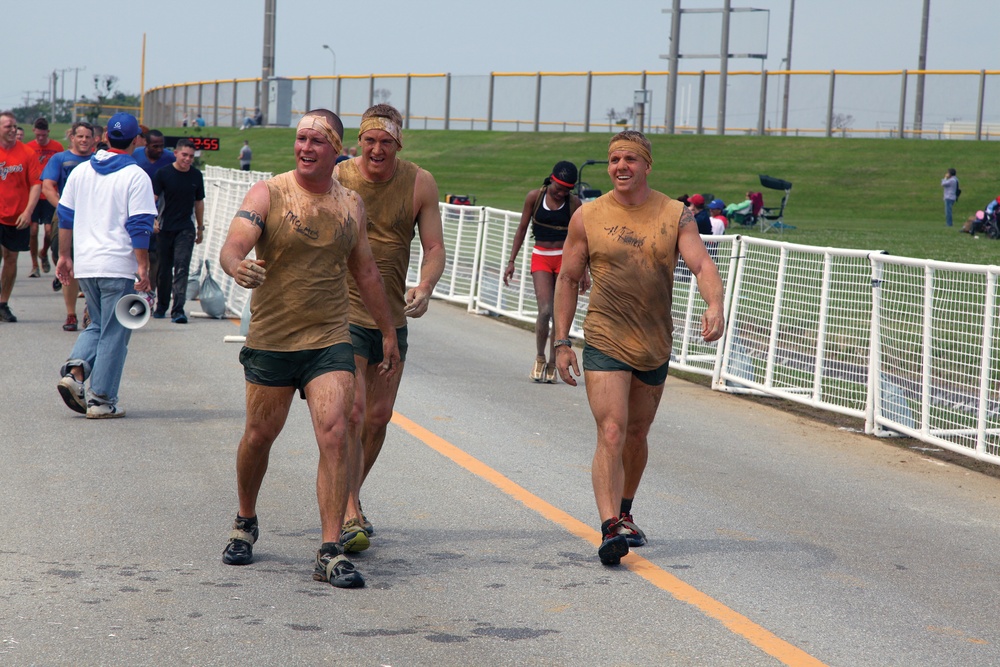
left=678, top=207, right=694, bottom=229
left=236, top=209, right=265, bottom=230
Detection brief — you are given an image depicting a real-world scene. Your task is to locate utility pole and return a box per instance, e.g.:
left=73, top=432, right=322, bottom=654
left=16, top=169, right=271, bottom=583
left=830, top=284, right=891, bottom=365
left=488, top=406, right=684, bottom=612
left=913, top=0, right=930, bottom=136
left=50, top=71, right=59, bottom=122
left=717, top=0, right=732, bottom=136
left=664, top=0, right=682, bottom=134
left=261, top=0, right=276, bottom=125
left=780, top=0, right=795, bottom=136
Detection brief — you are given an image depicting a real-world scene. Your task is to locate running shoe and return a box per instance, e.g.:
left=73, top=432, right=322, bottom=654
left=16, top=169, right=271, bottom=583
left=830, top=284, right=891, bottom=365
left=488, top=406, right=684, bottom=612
left=86, top=402, right=126, bottom=419
left=172, top=312, right=188, bottom=324
left=617, top=513, right=647, bottom=547
left=40, top=253, right=51, bottom=273
left=52, top=277, right=62, bottom=292
left=0, top=304, right=17, bottom=322
left=222, top=515, right=259, bottom=565
left=530, top=357, right=545, bottom=382
left=313, top=543, right=365, bottom=588
left=340, top=518, right=371, bottom=553
left=598, top=519, right=630, bottom=565
left=543, top=362, right=558, bottom=384
left=29, top=268, right=40, bottom=278
left=63, top=314, right=78, bottom=332
left=57, top=374, right=87, bottom=414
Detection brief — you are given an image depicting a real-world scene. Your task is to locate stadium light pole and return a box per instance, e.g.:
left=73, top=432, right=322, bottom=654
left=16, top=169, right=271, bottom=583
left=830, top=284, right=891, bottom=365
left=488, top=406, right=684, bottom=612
left=322, top=44, right=337, bottom=111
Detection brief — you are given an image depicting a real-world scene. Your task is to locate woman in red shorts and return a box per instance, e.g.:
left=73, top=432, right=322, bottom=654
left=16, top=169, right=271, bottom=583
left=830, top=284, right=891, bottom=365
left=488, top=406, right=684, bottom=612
left=503, top=161, right=585, bottom=383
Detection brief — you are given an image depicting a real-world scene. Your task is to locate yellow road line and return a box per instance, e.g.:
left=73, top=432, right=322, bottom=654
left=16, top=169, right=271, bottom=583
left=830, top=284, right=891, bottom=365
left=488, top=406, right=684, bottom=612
left=392, top=411, right=829, bottom=667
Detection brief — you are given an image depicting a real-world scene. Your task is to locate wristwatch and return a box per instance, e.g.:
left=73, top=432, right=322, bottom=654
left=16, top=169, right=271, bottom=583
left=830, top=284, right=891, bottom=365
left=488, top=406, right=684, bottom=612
left=554, top=339, right=572, bottom=349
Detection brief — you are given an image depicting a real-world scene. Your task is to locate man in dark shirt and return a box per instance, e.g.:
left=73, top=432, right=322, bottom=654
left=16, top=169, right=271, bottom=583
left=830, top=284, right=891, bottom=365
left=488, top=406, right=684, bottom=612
left=151, top=138, right=204, bottom=323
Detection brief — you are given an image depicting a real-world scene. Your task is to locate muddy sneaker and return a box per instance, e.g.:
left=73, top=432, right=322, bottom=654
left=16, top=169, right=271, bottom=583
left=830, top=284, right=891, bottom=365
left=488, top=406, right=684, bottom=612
left=0, top=304, right=17, bottom=322
left=313, top=542, right=365, bottom=588
left=222, top=515, right=259, bottom=565
left=617, top=513, right=647, bottom=547
left=340, top=518, right=371, bottom=553
left=57, top=374, right=87, bottom=414
left=598, top=519, right=630, bottom=565
left=86, top=402, right=126, bottom=419
left=543, top=362, right=558, bottom=384
left=530, top=356, right=545, bottom=382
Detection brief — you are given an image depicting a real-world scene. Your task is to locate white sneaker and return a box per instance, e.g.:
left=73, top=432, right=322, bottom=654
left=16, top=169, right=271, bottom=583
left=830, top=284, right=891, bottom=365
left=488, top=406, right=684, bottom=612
left=57, top=375, right=87, bottom=414
left=86, top=402, right=126, bottom=419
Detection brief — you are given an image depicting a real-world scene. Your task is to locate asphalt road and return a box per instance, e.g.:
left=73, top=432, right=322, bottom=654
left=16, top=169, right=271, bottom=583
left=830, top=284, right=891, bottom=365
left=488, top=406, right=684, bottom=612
left=3, top=256, right=1000, bottom=667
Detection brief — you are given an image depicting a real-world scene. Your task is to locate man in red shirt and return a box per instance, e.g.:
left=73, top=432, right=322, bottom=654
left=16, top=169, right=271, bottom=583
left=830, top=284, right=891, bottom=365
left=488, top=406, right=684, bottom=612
left=25, top=117, right=64, bottom=277
left=0, top=111, right=43, bottom=322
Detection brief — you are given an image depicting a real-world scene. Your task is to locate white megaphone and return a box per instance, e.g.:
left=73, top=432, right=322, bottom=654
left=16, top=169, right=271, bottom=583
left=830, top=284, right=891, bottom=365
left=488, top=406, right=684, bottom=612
left=115, top=291, right=155, bottom=329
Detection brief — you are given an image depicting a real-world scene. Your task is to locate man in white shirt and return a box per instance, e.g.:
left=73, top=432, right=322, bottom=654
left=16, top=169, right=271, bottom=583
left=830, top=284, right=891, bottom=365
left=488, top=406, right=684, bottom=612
left=54, top=113, right=157, bottom=419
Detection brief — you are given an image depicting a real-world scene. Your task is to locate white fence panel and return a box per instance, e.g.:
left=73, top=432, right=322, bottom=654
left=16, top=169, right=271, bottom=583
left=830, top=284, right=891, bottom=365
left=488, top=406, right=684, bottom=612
left=869, top=254, right=1000, bottom=465
left=718, top=237, right=882, bottom=421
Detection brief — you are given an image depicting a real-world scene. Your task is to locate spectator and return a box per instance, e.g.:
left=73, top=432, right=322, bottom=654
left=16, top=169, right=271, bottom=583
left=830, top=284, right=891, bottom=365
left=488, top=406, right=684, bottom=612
left=0, top=111, right=43, bottom=323
left=688, top=194, right=711, bottom=235
left=151, top=138, right=204, bottom=324
left=25, top=117, right=64, bottom=278
left=941, top=168, right=959, bottom=227
left=41, top=121, right=97, bottom=331
left=708, top=199, right=727, bottom=235
left=55, top=112, right=156, bottom=418
left=238, top=140, right=252, bottom=171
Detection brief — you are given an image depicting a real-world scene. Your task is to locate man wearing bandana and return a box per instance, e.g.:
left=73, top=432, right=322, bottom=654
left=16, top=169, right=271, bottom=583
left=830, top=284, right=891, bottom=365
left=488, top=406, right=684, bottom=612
left=553, top=130, right=725, bottom=565
left=217, top=109, right=400, bottom=589
left=334, top=104, right=446, bottom=552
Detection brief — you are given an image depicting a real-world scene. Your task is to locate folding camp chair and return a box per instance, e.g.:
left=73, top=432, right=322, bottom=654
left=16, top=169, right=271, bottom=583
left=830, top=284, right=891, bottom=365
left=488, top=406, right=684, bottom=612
left=758, top=175, right=795, bottom=232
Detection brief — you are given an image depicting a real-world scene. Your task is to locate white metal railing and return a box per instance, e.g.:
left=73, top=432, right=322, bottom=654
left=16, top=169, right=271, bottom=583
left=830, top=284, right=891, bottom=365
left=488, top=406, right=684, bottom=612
left=199, top=167, right=1000, bottom=469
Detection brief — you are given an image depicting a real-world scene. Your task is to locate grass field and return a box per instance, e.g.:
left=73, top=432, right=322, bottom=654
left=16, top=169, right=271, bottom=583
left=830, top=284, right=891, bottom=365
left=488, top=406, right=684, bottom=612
left=53, top=123, right=1000, bottom=265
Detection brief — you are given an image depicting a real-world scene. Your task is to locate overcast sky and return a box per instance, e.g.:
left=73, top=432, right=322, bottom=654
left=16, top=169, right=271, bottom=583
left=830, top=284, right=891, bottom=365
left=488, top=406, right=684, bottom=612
left=3, top=0, right=994, bottom=111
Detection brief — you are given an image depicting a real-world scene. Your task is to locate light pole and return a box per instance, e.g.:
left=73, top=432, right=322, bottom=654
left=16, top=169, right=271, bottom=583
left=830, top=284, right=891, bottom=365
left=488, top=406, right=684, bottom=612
left=322, top=44, right=337, bottom=111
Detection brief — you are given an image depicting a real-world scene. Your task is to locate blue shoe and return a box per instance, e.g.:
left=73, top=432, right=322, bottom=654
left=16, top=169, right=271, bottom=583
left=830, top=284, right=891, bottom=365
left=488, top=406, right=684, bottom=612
left=152, top=311, right=167, bottom=319
left=172, top=313, right=188, bottom=324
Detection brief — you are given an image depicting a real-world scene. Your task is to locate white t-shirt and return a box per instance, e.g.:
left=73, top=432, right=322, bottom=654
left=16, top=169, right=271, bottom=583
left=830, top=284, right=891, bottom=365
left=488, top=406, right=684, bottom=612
left=710, top=214, right=727, bottom=235
left=60, top=152, right=157, bottom=280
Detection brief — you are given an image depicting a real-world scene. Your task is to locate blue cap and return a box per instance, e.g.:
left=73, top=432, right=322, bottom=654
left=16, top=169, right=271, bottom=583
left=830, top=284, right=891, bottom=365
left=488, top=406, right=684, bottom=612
left=107, top=113, right=140, bottom=142
left=709, top=199, right=725, bottom=210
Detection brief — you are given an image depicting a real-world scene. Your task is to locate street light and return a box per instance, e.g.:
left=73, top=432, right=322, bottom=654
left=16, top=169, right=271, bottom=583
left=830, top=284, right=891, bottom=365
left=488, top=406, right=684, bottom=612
left=322, top=44, right=337, bottom=111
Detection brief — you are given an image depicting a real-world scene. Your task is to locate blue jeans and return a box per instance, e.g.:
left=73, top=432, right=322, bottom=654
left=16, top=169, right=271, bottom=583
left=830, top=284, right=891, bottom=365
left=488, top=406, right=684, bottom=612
left=61, top=277, right=135, bottom=406
left=945, top=198, right=955, bottom=227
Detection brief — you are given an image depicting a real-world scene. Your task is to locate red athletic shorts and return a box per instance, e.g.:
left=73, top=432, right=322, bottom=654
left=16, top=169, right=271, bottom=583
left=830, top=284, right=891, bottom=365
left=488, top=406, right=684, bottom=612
left=530, top=247, right=563, bottom=274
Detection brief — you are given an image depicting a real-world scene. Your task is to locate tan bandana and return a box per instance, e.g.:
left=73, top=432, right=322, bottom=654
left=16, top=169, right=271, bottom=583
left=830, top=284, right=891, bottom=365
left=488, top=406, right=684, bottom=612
left=359, top=116, right=403, bottom=148
left=297, top=114, right=343, bottom=155
left=608, top=138, right=653, bottom=166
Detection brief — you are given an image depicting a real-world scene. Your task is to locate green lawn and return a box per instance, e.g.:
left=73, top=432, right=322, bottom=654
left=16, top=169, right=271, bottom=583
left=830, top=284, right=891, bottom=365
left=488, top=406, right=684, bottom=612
left=55, top=123, right=1000, bottom=265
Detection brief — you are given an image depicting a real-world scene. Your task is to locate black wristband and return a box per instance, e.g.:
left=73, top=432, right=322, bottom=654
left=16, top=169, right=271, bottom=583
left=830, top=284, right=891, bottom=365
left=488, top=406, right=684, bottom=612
left=554, top=339, right=572, bottom=348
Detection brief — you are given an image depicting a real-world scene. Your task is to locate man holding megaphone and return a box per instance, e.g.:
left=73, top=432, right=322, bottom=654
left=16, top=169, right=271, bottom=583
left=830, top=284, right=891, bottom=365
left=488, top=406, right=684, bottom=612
left=55, top=113, right=156, bottom=419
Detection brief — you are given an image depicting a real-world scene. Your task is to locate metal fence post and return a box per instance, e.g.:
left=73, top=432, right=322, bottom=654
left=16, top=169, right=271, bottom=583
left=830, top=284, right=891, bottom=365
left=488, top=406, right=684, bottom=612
left=533, top=73, right=541, bottom=132
left=584, top=71, right=592, bottom=133
left=231, top=79, right=238, bottom=128
left=697, top=71, right=706, bottom=135
left=825, top=70, right=836, bottom=138
left=213, top=81, right=219, bottom=127
left=976, top=69, right=986, bottom=141
left=445, top=73, right=452, bottom=131
left=487, top=73, right=495, bottom=131
left=404, top=75, right=411, bottom=129
left=757, top=69, right=768, bottom=135
left=897, top=70, right=907, bottom=139
left=304, top=76, right=311, bottom=113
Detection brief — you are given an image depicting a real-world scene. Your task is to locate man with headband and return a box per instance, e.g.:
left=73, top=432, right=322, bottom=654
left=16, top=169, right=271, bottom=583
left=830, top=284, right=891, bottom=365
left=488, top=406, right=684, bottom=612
left=218, top=109, right=400, bottom=589
left=553, top=130, right=725, bottom=565
left=334, top=103, right=445, bottom=552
